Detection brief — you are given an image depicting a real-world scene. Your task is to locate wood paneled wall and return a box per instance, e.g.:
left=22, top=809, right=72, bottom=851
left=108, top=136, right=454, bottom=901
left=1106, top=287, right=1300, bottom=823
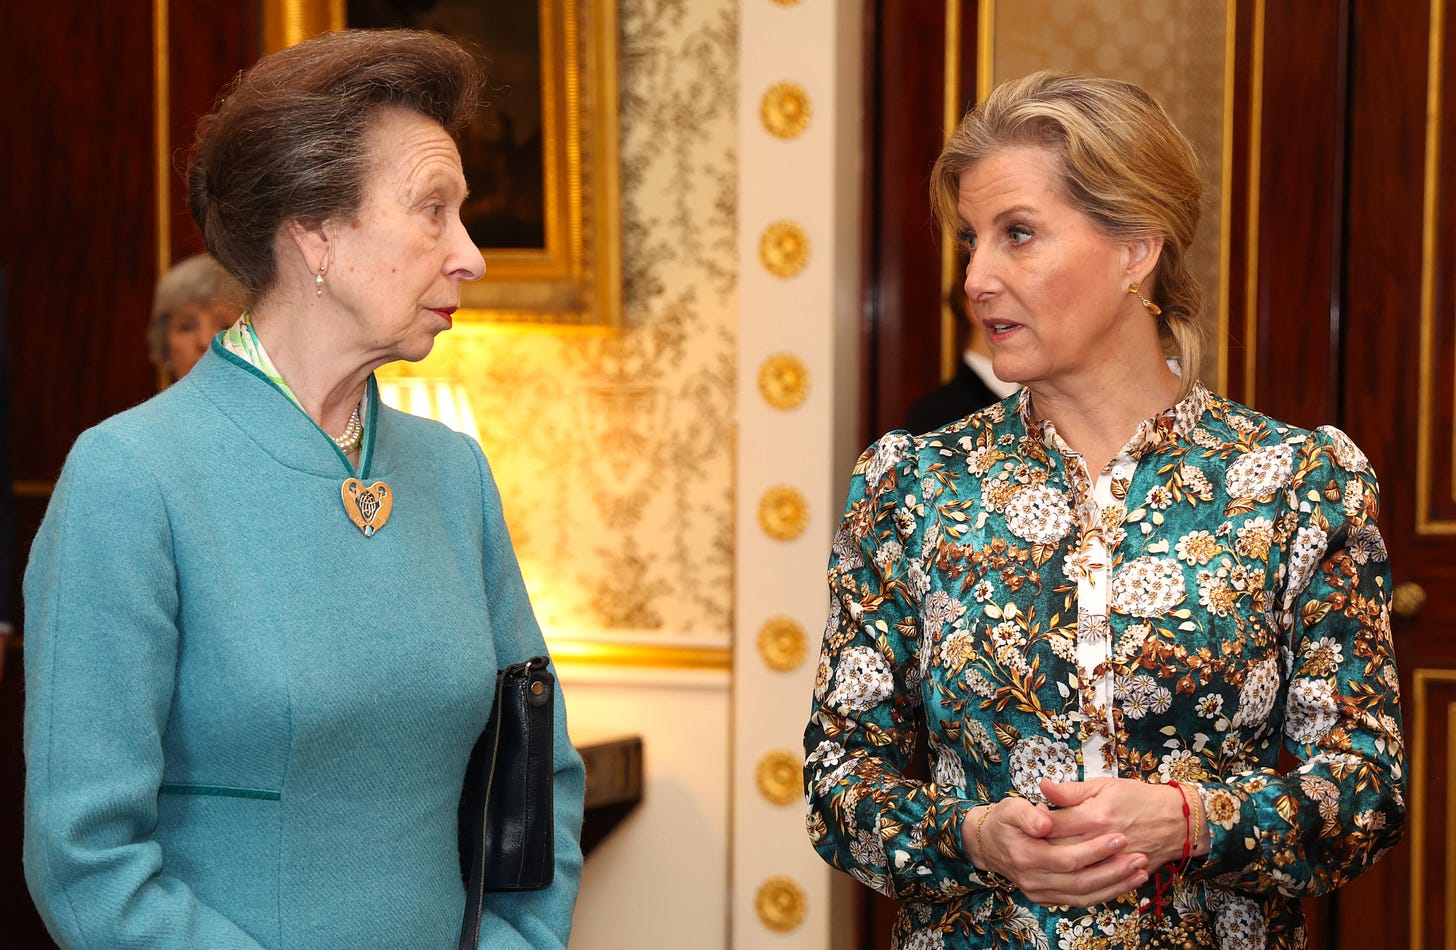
left=0, top=4, right=257, bottom=943
left=1343, top=2, right=1456, bottom=949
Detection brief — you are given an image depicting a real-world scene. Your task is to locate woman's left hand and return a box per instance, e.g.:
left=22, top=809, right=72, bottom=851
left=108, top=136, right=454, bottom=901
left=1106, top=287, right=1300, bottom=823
left=1040, top=778, right=1197, bottom=869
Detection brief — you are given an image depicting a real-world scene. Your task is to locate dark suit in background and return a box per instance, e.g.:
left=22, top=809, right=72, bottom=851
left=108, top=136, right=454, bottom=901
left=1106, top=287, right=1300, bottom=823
left=905, top=358, right=1001, bottom=434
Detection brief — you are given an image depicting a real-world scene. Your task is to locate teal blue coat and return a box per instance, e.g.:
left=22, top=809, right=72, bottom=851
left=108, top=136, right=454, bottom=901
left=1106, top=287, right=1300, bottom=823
left=24, top=345, right=584, bottom=948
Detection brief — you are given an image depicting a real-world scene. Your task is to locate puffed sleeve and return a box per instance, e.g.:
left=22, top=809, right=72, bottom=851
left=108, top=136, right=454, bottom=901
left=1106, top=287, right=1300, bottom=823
left=1192, top=426, right=1406, bottom=894
left=804, top=432, right=993, bottom=901
left=467, top=436, right=585, bottom=949
left=23, top=427, right=267, bottom=949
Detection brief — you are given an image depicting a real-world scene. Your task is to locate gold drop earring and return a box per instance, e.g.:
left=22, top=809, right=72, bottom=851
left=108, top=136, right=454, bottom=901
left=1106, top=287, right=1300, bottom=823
left=1127, top=281, right=1161, bottom=316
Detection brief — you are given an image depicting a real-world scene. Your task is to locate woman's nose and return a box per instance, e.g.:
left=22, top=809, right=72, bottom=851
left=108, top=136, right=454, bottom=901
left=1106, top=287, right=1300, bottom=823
left=963, top=257, right=986, bottom=300
left=963, top=250, right=998, bottom=301
left=451, top=218, right=486, bottom=282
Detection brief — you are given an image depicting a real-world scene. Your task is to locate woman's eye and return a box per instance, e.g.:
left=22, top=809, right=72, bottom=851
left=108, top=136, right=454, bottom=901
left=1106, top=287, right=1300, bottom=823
left=1008, top=225, right=1033, bottom=246
left=957, top=228, right=977, bottom=251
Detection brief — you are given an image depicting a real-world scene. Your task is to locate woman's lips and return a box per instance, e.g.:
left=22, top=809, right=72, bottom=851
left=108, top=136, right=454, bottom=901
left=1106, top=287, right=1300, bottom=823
left=428, top=306, right=458, bottom=327
left=982, top=319, right=1022, bottom=342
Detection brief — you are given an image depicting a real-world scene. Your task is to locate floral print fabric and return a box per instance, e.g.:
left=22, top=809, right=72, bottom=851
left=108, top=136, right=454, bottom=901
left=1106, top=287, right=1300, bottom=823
left=804, top=383, right=1405, bottom=949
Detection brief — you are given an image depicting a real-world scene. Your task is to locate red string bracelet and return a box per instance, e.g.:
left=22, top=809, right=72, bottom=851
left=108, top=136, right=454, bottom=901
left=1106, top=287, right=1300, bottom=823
left=1139, top=780, right=1193, bottom=918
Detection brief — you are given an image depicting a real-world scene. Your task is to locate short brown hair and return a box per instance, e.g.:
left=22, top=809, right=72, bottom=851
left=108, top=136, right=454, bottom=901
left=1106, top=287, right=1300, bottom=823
left=187, top=29, right=481, bottom=300
left=931, top=71, right=1206, bottom=394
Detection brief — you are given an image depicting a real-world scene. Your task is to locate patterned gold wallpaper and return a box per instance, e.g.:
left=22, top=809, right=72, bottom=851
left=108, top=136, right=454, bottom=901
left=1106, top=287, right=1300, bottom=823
left=390, top=0, right=739, bottom=637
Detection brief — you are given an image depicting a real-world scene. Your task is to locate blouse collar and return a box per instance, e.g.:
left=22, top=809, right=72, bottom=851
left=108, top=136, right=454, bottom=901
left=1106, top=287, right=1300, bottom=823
left=1018, top=380, right=1211, bottom=465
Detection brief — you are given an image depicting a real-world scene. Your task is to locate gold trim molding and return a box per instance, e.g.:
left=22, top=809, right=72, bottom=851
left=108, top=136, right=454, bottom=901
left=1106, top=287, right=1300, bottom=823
left=13, top=481, right=54, bottom=500
left=759, top=221, right=811, bottom=278
left=1216, top=0, right=1239, bottom=395
left=976, top=0, right=994, bottom=103
left=263, top=0, right=343, bottom=50
left=755, top=875, right=807, bottom=932
left=755, top=749, right=802, bottom=806
left=757, top=486, right=809, bottom=540
left=548, top=639, right=730, bottom=671
left=757, top=616, right=808, bottom=672
left=1241, top=0, right=1267, bottom=407
left=1418, top=0, right=1454, bottom=532
left=1446, top=701, right=1456, bottom=945
left=153, top=0, right=170, bottom=277
left=938, top=0, right=970, bottom=383
left=760, top=82, right=811, bottom=139
left=758, top=353, right=810, bottom=410
left=1410, top=667, right=1456, bottom=950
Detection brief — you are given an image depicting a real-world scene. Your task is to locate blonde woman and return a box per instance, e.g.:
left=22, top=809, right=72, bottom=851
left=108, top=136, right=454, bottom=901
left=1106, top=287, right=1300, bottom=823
left=805, top=71, right=1404, bottom=948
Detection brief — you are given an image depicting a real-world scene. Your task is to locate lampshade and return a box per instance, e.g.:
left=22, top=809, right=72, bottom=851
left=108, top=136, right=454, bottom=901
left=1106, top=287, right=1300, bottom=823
left=376, top=377, right=481, bottom=444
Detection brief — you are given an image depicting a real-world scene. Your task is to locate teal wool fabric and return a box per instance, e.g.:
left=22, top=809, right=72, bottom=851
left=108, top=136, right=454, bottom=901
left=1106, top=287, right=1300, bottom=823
left=24, top=345, right=584, bottom=949
left=805, top=384, right=1405, bottom=949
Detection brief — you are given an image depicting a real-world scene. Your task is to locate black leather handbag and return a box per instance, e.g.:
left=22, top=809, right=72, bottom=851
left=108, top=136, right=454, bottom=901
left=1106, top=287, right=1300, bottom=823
left=458, top=655, right=555, bottom=950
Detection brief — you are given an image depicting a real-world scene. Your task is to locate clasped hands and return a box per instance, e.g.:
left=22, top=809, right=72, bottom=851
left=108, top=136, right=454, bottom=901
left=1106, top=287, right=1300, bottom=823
left=962, top=777, right=1200, bottom=907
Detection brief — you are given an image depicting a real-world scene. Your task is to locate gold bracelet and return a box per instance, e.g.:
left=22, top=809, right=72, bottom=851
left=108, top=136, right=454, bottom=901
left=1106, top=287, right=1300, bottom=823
left=1186, top=782, right=1205, bottom=853
left=973, top=805, right=993, bottom=866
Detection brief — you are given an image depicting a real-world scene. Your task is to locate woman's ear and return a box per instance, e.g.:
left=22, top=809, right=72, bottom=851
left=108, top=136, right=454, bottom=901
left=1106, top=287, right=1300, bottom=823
left=284, top=219, right=332, bottom=277
left=1125, top=236, right=1165, bottom=287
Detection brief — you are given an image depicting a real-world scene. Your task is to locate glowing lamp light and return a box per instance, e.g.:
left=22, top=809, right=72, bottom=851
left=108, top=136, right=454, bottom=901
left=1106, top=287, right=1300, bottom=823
left=376, top=377, right=481, bottom=444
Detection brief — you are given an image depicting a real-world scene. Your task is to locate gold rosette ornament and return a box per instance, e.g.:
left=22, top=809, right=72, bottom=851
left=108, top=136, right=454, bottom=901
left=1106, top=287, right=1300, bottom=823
left=760, top=82, right=811, bottom=139
left=759, top=221, right=810, bottom=278
left=755, top=749, right=803, bottom=806
left=757, top=617, right=807, bottom=672
left=758, top=354, right=810, bottom=409
left=755, top=876, right=807, bottom=932
left=758, top=486, right=809, bottom=540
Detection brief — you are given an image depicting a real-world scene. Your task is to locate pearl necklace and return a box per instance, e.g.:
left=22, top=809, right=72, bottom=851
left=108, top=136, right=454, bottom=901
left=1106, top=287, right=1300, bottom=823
left=333, top=406, right=363, bottom=453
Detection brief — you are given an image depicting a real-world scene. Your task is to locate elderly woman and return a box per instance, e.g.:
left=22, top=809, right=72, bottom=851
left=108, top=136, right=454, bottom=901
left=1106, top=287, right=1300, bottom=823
left=24, top=29, right=583, bottom=949
left=149, top=253, right=242, bottom=380
left=805, top=72, right=1404, bottom=948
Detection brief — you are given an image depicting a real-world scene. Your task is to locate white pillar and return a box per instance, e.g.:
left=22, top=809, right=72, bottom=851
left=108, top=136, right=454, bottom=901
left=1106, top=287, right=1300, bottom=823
left=734, top=0, right=864, bottom=946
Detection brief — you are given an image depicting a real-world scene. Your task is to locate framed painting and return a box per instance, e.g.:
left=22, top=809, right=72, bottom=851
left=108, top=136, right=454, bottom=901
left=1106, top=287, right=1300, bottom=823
left=263, top=0, right=621, bottom=327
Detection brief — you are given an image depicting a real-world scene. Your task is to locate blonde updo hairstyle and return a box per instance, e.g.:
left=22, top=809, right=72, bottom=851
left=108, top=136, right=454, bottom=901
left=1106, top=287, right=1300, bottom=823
left=931, top=71, right=1206, bottom=395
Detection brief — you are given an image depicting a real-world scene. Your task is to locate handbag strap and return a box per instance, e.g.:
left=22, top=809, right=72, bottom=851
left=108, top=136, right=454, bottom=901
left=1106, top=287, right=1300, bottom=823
left=460, top=657, right=549, bottom=950
left=459, top=665, right=508, bottom=950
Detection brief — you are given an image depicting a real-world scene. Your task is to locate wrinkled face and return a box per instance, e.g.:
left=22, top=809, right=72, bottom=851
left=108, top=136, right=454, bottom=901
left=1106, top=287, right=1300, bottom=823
left=167, top=297, right=238, bottom=378
left=957, top=146, right=1142, bottom=393
left=324, top=106, right=485, bottom=363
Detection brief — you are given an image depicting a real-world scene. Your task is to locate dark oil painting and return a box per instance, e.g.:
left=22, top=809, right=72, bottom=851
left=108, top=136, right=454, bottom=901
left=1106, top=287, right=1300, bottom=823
left=349, top=0, right=547, bottom=250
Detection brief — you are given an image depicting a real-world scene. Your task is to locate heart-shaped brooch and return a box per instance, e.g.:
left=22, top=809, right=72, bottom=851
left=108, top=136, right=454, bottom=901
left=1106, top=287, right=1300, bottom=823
left=341, top=478, right=393, bottom=537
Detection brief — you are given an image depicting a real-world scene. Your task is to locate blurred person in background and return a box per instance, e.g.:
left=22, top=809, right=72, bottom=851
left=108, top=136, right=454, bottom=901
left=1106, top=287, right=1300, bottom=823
left=148, top=253, right=243, bottom=381
left=905, top=283, right=1019, bottom=434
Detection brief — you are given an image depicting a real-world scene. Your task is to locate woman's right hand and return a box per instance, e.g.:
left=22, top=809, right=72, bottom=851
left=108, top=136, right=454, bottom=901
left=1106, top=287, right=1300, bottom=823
left=963, top=800, right=1150, bottom=907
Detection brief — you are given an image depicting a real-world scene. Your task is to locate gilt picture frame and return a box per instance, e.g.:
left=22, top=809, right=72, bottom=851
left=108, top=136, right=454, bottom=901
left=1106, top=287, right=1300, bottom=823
left=263, top=0, right=621, bottom=327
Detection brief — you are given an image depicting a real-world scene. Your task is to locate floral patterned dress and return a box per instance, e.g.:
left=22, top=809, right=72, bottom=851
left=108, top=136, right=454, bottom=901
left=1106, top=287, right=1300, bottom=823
left=804, top=383, right=1405, bottom=949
